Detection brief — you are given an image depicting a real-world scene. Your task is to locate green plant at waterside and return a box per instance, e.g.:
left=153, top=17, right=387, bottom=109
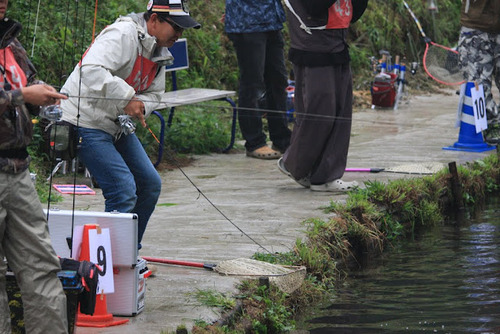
left=191, top=289, right=236, bottom=311
left=297, top=210, right=385, bottom=275
left=252, top=251, right=300, bottom=267
left=241, top=281, right=294, bottom=333
left=192, top=280, right=296, bottom=334
left=192, top=154, right=500, bottom=333
left=293, top=237, right=338, bottom=286
left=457, top=155, right=500, bottom=206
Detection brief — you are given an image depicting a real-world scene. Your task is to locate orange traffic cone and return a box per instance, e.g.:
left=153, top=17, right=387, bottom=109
left=76, top=224, right=129, bottom=328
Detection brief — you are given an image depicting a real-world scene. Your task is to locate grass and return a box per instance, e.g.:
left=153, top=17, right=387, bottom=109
left=191, top=151, right=500, bottom=333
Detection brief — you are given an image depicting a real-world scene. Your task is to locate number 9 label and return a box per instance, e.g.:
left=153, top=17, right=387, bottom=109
left=88, top=228, right=115, bottom=294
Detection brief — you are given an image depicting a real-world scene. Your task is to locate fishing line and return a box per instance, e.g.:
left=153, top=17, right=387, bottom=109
left=66, top=0, right=93, bottom=259
left=58, top=0, right=73, bottom=88
left=42, top=0, right=93, bottom=258
left=24, top=0, right=33, bottom=46
left=40, top=5, right=449, bottom=257
left=61, top=93, right=445, bottom=132
left=44, top=0, right=79, bottom=219
left=56, top=3, right=279, bottom=257
left=146, top=125, right=273, bottom=254
left=29, top=0, right=42, bottom=57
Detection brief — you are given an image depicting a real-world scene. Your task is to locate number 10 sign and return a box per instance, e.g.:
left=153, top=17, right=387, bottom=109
left=88, top=228, right=115, bottom=294
left=471, top=84, right=487, bottom=133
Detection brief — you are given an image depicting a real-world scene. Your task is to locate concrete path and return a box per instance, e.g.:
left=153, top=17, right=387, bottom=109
left=49, top=90, right=494, bottom=333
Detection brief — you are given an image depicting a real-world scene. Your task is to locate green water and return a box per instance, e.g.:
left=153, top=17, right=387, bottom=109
left=299, top=199, right=500, bottom=333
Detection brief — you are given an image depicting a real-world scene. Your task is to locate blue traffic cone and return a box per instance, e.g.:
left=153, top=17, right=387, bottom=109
left=443, top=82, right=496, bottom=152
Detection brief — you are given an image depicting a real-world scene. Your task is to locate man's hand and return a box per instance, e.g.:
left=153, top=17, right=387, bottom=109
left=124, top=97, right=146, bottom=128
left=21, top=84, right=68, bottom=106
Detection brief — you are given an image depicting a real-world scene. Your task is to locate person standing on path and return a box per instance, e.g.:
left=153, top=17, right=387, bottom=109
left=60, top=0, right=200, bottom=249
left=458, top=0, right=500, bottom=144
left=278, top=0, right=368, bottom=192
left=0, top=0, right=69, bottom=332
left=224, top=0, right=292, bottom=160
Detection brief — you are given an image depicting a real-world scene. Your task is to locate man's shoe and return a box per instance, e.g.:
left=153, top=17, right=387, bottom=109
left=483, top=125, right=500, bottom=145
left=277, top=158, right=310, bottom=188
left=246, top=146, right=281, bottom=159
left=310, top=179, right=359, bottom=192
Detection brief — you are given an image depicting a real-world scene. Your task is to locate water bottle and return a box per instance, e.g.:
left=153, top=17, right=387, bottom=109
left=39, top=105, right=63, bottom=121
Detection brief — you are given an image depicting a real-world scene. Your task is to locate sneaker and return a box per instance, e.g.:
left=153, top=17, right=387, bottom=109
left=483, top=124, right=500, bottom=145
left=277, top=158, right=311, bottom=188
left=246, top=146, right=282, bottom=160
left=310, top=179, right=359, bottom=192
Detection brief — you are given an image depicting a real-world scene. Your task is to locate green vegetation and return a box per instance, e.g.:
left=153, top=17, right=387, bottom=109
left=192, top=281, right=297, bottom=333
left=7, top=0, right=463, bottom=167
left=7, top=0, right=479, bottom=331
left=191, top=153, right=500, bottom=333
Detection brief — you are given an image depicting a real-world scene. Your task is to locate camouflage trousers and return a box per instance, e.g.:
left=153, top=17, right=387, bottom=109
left=458, top=26, right=500, bottom=125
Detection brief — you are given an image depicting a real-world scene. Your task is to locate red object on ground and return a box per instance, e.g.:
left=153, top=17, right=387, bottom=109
left=141, top=256, right=216, bottom=270
left=371, top=73, right=397, bottom=108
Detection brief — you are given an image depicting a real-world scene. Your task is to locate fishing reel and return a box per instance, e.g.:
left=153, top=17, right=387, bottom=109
left=410, top=62, right=419, bottom=75
left=118, top=115, right=136, bottom=135
left=39, top=104, right=63, bottom=121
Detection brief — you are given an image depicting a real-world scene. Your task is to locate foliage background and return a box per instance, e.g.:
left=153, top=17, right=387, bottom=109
left=7, top=0, right=462, bottom=162
left=10, top=0, right=462, bottom=91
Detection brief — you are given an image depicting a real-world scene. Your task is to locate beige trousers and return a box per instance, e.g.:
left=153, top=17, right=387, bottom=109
left=0, top=170, right=67, bottom=334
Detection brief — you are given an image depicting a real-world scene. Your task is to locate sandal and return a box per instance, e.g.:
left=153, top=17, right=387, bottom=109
left=246, top=146, right=281, bottom=160
left=310, top=179, right=359, bottom=192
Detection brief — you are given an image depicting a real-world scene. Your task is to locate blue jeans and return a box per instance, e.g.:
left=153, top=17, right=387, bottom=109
left=77, top=128, right=162, bottom=248
left=228, top=31, right=291, bottom=152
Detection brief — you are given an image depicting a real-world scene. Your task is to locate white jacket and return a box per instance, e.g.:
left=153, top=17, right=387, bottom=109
left=61, top=12, right=173, bottom=136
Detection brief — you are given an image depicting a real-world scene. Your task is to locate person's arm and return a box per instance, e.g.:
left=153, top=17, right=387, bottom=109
left=0, top=85, right=66, bottom=116
left=21, top=84, right=67, bottom=106
left=301, top=0, right=337, bottom=17
left=351, top=0, right=368, bottom=23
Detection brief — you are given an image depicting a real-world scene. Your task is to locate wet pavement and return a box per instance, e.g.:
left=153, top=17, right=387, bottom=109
left=49, top=89, right=495, bottom=333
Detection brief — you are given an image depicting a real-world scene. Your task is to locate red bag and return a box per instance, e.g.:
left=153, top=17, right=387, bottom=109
left=371, top=73, right=397, bottom=108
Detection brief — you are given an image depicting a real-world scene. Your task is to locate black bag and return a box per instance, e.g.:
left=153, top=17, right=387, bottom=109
left=59, top=258, right=101, bottom=315
left=46, top=121, right=78, bottom=161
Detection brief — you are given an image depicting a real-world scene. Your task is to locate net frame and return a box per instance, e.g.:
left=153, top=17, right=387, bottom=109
left=423, top=42, right=464, bottom=86
left=403, top=0, right=465, bottom=86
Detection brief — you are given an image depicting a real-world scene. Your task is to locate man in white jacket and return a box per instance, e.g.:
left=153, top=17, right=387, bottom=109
left=60, top=0, right=200, bottom=249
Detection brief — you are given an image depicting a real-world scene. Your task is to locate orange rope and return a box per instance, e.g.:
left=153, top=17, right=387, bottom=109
left=92, top=0, right=98, bottom=42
